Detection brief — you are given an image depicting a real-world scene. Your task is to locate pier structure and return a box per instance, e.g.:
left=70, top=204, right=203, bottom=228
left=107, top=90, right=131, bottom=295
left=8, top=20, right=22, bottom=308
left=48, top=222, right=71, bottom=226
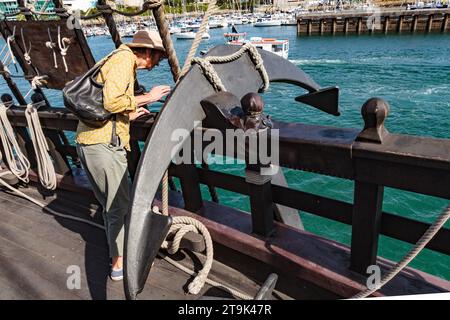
left=296, top=8, right=450, bottom=35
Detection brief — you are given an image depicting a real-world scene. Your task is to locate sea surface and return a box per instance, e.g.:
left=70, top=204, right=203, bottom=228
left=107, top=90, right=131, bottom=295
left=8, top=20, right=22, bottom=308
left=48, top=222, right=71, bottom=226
left=1, top=25, right=449, bottom=281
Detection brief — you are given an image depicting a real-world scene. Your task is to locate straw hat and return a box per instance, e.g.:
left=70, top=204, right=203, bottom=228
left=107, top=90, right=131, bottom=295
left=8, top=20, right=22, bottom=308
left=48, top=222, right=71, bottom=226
left=127, top=29, right=166, bottom=52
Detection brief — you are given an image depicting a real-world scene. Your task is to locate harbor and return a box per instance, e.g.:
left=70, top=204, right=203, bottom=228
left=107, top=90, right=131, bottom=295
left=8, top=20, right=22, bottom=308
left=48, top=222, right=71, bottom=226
left=0, top=0, right=448, bottom=301
left=296, top=7, right=450, bottom=35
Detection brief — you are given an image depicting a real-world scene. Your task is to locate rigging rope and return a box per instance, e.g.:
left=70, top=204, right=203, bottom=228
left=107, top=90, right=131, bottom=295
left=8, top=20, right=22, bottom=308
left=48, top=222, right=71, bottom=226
left=351, top=203, right=450, bottom=299
left=0, top=102, right=30, bottom=183
left=24, top=101, right=57, bottom=190
left=57, top=26, right=70, bottom=73
left=24, top=76, right=48, bottom=99
left=46, top=27, right=58, bottom=69
left=20, top=28, right=32, bottom=65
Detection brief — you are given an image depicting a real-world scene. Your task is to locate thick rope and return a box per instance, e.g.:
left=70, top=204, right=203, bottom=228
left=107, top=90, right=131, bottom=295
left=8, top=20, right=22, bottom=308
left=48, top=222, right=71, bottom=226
left=191, top=43, right=270, bottom=93
left=351, top=203, right=450, bottom=299
left=160, top=253, right=253, bottom=300
left=179, top=0, right=217, bottom=78
left=0, top=102, right=30, bottom=183
left=24, top=102, right=57, bottom=190
left=162, top=170, right=169, bottom=216
left=24, top=76, right=48, bottom=99
left=160, top=215, right=214, bottom=295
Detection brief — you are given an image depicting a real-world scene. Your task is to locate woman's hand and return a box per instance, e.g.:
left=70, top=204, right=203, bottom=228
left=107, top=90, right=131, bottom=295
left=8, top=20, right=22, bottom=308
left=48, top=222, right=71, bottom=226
left=129, top=107, right=150, bottom=121
left=136, top=85, right=171, bottom=106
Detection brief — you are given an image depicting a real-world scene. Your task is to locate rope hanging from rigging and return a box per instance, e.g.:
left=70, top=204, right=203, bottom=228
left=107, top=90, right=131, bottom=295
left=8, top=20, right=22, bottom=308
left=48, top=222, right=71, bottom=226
left=57, top=26, right=70, bottom=73
left=46, top=27, right=58, bottom=69
left=20, top=28, right=32, bottom=65
left=24, top=100, right=57, bottom=190
left=0, top=101, right=30, bottom=183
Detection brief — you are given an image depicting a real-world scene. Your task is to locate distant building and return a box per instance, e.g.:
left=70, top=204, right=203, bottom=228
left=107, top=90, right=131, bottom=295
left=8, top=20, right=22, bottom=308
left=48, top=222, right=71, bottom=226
left=0, top=0, right=19, bottom=15
left=62, top=0, right=96, bottom=12
left=0, top=0, right=55, bottom=15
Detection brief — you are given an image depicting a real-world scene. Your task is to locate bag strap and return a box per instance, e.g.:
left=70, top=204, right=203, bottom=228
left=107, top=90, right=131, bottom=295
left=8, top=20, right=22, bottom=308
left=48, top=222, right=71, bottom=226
left=110, top=114, right=119, bottom=147
left=102, top=48, right=130, bottom=147
left=92, top=48, right=129, bottom=79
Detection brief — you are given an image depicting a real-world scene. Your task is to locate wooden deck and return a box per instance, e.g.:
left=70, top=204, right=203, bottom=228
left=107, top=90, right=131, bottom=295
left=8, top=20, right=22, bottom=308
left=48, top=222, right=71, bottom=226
left=1, top=171, right=449, bottom=299
left=0, top=184, right=289, bottom=300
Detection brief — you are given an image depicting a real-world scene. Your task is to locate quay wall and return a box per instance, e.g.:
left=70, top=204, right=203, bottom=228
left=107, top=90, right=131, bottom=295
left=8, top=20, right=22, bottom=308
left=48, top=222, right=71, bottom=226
left=296, top=8, right=450, bottom=35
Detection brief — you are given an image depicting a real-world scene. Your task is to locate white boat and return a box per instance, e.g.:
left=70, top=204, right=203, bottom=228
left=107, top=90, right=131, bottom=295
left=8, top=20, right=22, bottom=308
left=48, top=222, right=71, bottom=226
left=254, top=18, right=282, bottom=27
left=169, top=25, right=181, bottom=34
left=209, top=18, right=228, bottom=29
left=224, top=33, right=289, bottom=59
left=175, top=27, right=210, bottom=40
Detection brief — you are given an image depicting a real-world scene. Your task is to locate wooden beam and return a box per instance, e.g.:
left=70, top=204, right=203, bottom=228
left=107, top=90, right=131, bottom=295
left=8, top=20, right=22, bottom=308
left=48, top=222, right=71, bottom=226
left=411, top=15, right=418, bottom=32
left=350, top=181, right=384, bottom=274
left=426, top=14, right=433, bottom=33
left=397, top=15, right=404, bottom=33
left=383, top=16, right=389, bottom=34
left=442, top=14, right=449, bottom=32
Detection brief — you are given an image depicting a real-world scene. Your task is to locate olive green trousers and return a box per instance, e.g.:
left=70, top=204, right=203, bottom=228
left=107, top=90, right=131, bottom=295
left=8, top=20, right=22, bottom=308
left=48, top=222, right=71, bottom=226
left=76, top=143, right=130, bottom=258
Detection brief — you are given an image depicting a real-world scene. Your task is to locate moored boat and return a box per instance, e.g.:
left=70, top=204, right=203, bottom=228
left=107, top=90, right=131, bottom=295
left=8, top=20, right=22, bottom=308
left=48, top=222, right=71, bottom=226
left=225, top=32, right=289, bottom=59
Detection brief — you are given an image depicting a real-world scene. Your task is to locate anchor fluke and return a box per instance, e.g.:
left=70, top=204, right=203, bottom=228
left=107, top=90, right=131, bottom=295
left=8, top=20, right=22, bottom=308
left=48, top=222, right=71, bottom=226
left=295, top=86, right=340, bottom=116
left=124, top=210, right=172, bottom=300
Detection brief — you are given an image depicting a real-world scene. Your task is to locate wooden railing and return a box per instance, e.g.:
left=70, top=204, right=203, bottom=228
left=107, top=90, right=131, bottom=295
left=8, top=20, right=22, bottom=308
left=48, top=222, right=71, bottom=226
left=4, top=97, right=450, bottom=275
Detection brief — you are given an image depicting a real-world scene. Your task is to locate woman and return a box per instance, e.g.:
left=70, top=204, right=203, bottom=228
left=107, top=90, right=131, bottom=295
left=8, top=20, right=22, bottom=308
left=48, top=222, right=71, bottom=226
left=76, top=30, right=171, bottom=281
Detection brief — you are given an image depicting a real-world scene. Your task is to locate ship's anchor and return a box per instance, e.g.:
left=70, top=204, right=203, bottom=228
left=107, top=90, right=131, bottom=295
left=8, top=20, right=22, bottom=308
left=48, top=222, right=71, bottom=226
left=124, top=40, right=341, bottom=299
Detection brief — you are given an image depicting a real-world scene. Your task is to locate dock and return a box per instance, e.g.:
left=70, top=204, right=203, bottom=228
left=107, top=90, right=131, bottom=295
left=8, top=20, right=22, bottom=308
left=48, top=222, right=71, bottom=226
left=296, top=8, right=450, bottom=35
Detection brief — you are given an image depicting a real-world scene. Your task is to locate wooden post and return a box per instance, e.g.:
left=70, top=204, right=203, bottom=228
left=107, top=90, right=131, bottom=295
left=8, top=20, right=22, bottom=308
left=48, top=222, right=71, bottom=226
left=319, top=19, right=324, bottom=35
left=442, top=14, right=449, bottom=32
left=307, top=19, right=312, bottom=35
left=411, top=15, right=418, bottom=32
left=383, top=16, right=389, bottom=34
left=177, top=163, right=204, bottom=214
left=246, top=167, right=275, bottom=237
left=344, top=18, right=349, bottom=34
left=350, top=181, right=384, bottom=274
left=97, top=0, right=122, bottom=48
left=297, top=19, right=301, bottom=35
left=332, top=18, right=337, bottom=35
left=397, top=15, right=404, bottom=33
left=356, top=17, right=362, bottom=34
left=426, top=14, right=433, bottom=33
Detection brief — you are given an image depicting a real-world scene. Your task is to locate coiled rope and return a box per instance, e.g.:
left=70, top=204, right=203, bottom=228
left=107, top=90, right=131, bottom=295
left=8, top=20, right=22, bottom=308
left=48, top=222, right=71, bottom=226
left=351, top=203, right=450, bottom=299
left=0, top=102, right=30, bottom=183
left=24, top=101, right=57, bottom=190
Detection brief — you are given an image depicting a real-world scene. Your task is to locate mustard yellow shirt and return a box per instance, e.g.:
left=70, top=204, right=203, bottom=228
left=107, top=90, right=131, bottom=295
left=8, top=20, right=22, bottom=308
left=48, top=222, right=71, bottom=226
left=76, top=44, right=137, bottom=150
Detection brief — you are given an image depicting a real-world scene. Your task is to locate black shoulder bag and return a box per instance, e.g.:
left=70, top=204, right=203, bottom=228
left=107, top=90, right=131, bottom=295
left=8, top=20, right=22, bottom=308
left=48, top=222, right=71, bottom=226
left=62, top=49, right=127, bottom=128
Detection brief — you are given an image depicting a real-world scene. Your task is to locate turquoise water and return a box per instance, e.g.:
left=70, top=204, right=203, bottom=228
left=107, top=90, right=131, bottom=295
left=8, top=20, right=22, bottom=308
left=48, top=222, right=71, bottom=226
left=2, top=26, right=449, bottom=280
